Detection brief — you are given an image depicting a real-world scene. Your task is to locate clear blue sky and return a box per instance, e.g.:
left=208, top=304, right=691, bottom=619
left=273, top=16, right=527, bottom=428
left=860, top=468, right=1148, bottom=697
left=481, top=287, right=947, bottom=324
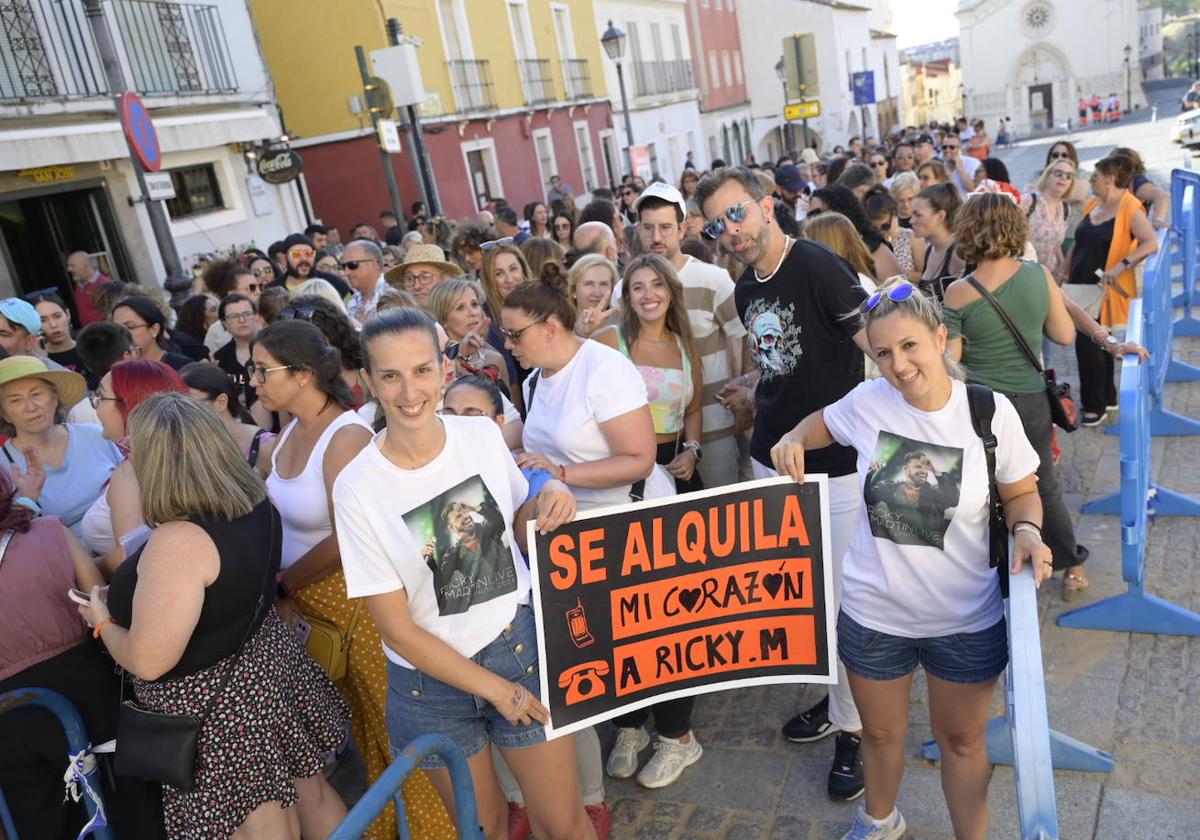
left=893, top=0, right=960, bottom=48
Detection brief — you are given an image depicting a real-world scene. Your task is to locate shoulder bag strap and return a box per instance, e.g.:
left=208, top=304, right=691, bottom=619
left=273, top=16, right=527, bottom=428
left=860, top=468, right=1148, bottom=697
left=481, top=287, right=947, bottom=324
left=964, top=275, right=1044, bottom=374
left=525, top=370, right=541, bottom=416
left=195, top=504, right=277, bottom=723
left=1025, top=193, right=1038, bottom=218
left=1, top=442, right=14, bottom=465
left=966, top=383, right=1010, bottom=597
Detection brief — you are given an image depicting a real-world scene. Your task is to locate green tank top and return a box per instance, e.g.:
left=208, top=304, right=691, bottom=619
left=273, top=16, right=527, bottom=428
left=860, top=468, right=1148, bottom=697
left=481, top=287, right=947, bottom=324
left=943, top=262, right=1049, bottom=395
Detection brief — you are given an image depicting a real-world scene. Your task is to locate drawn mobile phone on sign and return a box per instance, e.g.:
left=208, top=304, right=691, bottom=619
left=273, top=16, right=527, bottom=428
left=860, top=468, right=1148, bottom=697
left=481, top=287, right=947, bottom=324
left=566, top=597, right=594, bottom=648
left=558, top=660, right=610, bottom=705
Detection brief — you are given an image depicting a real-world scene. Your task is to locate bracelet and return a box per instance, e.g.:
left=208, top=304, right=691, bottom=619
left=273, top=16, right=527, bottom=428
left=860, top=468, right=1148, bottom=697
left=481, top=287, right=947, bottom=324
left=558, top=464, right=567, bottom=483
left=1011, top=520, right=1042, bottom=537
left=93, top=618, right=114, bottom=639
left=1091, top=328, right=1110, bottom=346
left=14, top=495, right=41, bottom=514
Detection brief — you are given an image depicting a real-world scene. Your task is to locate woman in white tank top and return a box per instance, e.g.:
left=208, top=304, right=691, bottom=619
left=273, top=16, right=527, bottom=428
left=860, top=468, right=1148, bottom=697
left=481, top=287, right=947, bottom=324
left=252, top=320, right=454, bottom=840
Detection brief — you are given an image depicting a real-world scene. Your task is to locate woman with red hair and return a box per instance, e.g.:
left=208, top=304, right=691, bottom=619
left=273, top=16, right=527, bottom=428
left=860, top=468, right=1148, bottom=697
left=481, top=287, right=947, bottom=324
left=79, top=359, right=189, bottom=573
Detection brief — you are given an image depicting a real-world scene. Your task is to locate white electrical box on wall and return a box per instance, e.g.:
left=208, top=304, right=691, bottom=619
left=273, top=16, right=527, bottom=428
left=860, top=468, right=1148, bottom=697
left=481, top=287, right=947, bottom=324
left=371, top=45, right=425, bottom=107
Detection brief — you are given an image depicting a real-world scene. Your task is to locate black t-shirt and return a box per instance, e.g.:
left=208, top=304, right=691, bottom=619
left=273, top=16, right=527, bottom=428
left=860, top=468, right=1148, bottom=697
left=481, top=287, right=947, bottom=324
left=48, top=346, right=95, bottom=390
left=214, top=339, right=258, bottom=408
left=735, top=238, right=867, bottom=476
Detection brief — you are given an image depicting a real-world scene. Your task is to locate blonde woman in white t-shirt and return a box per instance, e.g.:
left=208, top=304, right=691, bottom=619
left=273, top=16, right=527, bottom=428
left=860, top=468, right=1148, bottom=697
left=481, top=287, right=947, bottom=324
left=333, top=308, right=594, bottom=840
left=770, top=280, right=1053, bottom=840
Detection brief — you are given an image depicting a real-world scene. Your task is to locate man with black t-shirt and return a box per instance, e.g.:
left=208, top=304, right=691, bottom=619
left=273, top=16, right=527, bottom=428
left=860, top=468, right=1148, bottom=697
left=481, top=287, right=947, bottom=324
left=696, top=165, right=870, bottom=803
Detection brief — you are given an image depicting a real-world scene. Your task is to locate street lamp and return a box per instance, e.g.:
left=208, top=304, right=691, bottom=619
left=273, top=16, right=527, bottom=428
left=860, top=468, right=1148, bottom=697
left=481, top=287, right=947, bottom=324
left=1124, top=44, right=1132, bottom=114
left=601, top=21, right=636, bottom=179
left=775, top=56, right=793, bottom=155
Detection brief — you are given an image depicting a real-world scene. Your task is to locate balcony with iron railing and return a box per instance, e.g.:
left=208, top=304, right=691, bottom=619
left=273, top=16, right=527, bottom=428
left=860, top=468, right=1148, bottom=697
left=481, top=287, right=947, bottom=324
left=517, top=58, right=554, bottom=106
left=0, top=0, right=237, bottom=103
left=631, top=58, right=695, bottom=98
left=561, top=58, right=592, bottom=100
left=447, top=59, right=497, bottom=113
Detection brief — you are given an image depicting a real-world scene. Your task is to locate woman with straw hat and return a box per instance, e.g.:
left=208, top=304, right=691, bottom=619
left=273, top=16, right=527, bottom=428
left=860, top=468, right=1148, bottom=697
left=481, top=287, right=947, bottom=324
left=0, top=356, right=121, bottom=541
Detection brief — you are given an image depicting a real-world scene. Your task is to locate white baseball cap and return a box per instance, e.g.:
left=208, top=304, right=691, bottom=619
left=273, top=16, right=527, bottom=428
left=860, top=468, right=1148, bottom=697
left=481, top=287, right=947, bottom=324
left=632, top=181, right=688, bottom=220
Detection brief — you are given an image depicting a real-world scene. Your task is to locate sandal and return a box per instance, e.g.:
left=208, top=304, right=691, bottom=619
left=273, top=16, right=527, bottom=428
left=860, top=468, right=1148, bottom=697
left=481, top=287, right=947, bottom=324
left=1062, top=571, right=1090, bottom=602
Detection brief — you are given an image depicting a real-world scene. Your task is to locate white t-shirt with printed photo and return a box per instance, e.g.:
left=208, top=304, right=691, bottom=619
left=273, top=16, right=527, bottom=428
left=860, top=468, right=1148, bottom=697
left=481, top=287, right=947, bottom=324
left=522, top=339, right=648, bottom=511
left=333, top=415, right=531, bottom=667
left=823, top=378, right=1039, bottom=639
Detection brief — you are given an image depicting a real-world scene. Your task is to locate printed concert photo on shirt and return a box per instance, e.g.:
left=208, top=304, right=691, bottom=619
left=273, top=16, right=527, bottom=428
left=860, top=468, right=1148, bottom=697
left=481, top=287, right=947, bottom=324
left=743, top=298, right=803, bottom=380
left=863, top=432, right=963, bottom=549
left=402, top=475, right=518, bottom=616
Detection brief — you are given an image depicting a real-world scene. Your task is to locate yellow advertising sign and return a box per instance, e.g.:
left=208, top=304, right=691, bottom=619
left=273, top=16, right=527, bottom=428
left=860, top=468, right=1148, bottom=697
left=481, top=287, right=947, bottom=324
left=784, top=101, right=821, bottom=122
left=18, top=165, right=76, bottom=184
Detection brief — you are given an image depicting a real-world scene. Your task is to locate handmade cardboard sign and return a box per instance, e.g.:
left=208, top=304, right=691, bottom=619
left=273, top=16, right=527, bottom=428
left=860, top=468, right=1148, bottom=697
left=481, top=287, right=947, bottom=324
left=527, top=476, right=836, bottom=737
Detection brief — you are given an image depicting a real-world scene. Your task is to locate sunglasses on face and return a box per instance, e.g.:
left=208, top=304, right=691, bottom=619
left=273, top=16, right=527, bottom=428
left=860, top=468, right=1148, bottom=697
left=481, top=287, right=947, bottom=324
left=251, top=267, right=275, bottom=278
left=860, top=282, right=917, bottom=314
left=241, top=283, right=262, bottom=293
left=1049, top=151, right=1071, bottom=160
left=941, top=144, right=959, bottom=151
left=481, top=237, right=514, bottom=251
left=1049, top=170, right=1075, bottom=180
left=280, top=306, right=316, bottom=321
left=341, top=259, right=376, bottom=271
left=499, top=317, right=547, bottom=343
left=701, top=200, right=752, bottom=240
left=871, top=159, right=888, bottom=167
left=288, top=249, right=315, bottom=260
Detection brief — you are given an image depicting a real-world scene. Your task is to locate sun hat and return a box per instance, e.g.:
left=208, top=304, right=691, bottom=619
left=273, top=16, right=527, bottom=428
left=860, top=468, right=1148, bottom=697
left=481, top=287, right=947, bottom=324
left=0, top=356, right=87, bottom=411
left=0, top=298, right=41, bottom=335
left=799, top=148, right=820, bottom=165
left=384, top=244, right=461, bottom=286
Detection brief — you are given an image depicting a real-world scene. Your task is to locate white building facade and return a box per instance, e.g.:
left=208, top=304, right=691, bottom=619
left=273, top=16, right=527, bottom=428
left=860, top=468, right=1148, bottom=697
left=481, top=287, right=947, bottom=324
left=595, top=0, right=707, bottom=182
left=958, top=0, right=1144, bottom=136
left=0, top=0, right=306, bottom=298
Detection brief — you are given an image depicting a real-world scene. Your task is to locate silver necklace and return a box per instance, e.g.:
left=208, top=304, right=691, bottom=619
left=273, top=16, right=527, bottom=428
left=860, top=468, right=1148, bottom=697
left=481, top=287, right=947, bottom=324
left=754, top=236, right=794, bottom=283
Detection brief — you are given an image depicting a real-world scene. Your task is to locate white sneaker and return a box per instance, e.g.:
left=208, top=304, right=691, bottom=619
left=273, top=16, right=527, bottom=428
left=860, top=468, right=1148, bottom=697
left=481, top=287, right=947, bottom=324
left=635, top=732, right=703, bottom=789
left=605, top=727, right=650, bottom=779
left=840, top=803, right=907, bottom=840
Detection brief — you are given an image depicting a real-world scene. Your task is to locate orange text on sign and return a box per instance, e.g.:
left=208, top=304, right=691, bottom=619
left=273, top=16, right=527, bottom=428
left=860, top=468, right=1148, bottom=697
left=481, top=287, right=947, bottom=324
left=612, top=614, right=817, bottom=696
left=609, top=557, right=813, bottom=640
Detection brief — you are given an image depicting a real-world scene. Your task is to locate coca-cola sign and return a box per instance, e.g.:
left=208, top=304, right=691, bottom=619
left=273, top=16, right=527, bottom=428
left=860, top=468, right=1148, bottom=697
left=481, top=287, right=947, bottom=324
left=256, top=149, right=303, bottom=184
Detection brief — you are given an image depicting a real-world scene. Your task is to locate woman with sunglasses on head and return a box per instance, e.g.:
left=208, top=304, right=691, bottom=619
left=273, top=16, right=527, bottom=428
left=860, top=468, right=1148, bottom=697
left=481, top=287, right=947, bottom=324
left=254, top=319, right=454, bottom=840
left=201, top=259, right=265, bottom=354
left=1059, top=154, right=1158, bottom=427
left=771, top=278, right=1052, bottom=840
left=333, top=308, right=595, bottom=840
left=911, top=184, right=964, bottom=300
left=110, top=296, right=196, bottom=371
left=182, top=362, right=275, bottom=475
left=427, top=277, right=512, bottom=390
left=283, top=295, right=369, bottom=406
left=1021, top=157, right=1078, bottom=282
left=552, top=211, right=576, bottom=250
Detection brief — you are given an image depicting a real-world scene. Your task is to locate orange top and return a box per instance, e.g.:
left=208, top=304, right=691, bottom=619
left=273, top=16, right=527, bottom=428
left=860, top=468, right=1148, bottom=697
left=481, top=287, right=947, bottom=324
left=1082, top=190, right=1144, bottom=327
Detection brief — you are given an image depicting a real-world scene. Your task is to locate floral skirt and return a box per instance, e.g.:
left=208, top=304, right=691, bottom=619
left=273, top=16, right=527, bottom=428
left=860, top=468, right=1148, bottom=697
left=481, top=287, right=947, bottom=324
left=130, top=609, right=350, bottom=840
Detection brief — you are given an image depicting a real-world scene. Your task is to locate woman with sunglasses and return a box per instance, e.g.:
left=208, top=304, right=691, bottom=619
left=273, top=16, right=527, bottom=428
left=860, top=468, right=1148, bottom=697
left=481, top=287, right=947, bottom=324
left=917, top=159, right=951, bottom=190
left=427, top=277, right=512, bottom=389
left=771, top=278, right=1052, bottom=840
left=868, top=153, right=890, bottom=184
left=620, top=183, right=643, bottom=225
left=1041, top=141, right=1090, bottom=203
left=912, top=184, right=964, bottom=299
left=1021, top=157, right=1077, bottom=281
left=254, top=319, right=453, bottom=840
left=864, top=187, right=926, bottom=284
left=552, top=211, right=576, bottom=249
left=885, top=143, right=916, bottom=188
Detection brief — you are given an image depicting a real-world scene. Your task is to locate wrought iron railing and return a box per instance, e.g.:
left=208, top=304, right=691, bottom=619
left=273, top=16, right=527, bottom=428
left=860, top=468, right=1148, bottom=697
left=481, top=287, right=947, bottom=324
left=0, top=0, right=237, bottom=102
left=517, top=57, right=553, bottom=106
left=447, top=58, right=496, bottom=113
left=631, top=59, right=695, bottom=97
left=562, top=58, right=592, bottom=100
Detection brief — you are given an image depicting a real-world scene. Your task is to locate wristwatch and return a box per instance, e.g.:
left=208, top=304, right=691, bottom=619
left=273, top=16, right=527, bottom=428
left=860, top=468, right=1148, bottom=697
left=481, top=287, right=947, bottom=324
left=1012, top=522, right=1043, bottom=542
left=681, top=440, right=703, bottom=462
left=1120, top=257, right=1133, bottom=270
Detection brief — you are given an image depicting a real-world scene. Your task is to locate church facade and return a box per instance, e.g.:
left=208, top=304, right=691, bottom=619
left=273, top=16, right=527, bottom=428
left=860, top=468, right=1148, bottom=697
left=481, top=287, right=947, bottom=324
left=957, top=0, right=1143, bottom=136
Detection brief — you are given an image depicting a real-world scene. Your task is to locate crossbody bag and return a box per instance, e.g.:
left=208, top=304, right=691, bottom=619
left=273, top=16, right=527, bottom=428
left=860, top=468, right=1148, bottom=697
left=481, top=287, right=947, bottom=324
left=966, top=383, right=1011, bottom=599
left=964, top=275, right=1078, bottom=432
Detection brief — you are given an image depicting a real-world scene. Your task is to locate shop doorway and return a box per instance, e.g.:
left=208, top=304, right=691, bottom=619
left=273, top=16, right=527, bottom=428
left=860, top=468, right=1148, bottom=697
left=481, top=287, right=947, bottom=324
left=0, top=183, right=132, bottom=311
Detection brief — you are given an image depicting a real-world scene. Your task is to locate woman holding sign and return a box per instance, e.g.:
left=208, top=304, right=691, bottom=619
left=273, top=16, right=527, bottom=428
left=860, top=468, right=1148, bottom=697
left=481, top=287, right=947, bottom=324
left=333, top=308, right=597, bottom=840
left=770, top=279, right=1053, bottom=840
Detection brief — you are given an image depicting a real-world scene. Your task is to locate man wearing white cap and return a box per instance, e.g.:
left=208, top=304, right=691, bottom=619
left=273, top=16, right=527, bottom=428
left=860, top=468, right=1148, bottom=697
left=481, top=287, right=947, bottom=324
left=631, top=182, right=747, bottom=491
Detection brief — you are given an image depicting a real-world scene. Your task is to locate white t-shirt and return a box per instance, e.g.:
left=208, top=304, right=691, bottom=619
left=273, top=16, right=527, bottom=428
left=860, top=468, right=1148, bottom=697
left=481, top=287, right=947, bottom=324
left=522, top=340, right=648, bottom=511
left=947, top=155, right=981, bottom=195
left=823, top=378, right=1039, bottom=638
left=677, top=255, right=747, bottom=442
left=334, top=416, right=531, bottom=667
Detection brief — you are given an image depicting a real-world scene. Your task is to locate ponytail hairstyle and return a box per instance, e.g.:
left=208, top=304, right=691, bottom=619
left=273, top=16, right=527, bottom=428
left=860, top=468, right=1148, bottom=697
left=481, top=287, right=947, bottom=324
left=444, top=374, right=505, bottom=417
left=284, top=295, right=362, bottom=370
left=180, top=361, right=255, bottom=424
left=917, top=182, right=963, bottom=233
left=253, top=319, right=355, bottom=410
left=502, top=254, right=576, bottom=329
left=359, top=306, right=441, bottom=374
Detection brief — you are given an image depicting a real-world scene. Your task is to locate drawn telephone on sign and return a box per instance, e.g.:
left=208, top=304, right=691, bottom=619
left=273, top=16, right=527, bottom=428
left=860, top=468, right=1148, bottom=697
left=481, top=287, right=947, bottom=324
left=566, top=597, right=595, bottom=648
left=558, top=660, right=610, bottom=705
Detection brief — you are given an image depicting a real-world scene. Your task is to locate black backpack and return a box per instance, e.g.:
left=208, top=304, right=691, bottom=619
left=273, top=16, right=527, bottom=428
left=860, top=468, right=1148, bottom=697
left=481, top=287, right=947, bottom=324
left=966, top=383, right=1010, bottom=599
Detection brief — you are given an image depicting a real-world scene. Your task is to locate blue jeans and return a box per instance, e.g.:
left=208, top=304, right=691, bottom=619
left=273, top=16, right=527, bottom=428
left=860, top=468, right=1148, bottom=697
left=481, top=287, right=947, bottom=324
left=837, top=611, right=1008, bottom=685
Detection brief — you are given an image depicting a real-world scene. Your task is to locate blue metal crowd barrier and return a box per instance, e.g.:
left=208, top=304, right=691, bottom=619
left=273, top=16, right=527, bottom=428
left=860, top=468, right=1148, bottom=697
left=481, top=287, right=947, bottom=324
left=0, top=688, right=113, bottom=840
left=1169, top=169, right=1200, bottom=329
left=329, top=733, right=482, bottom=840
left=1062, top=298, right=1200, bottom=636
left=922, top=565, right=1113, bottom=833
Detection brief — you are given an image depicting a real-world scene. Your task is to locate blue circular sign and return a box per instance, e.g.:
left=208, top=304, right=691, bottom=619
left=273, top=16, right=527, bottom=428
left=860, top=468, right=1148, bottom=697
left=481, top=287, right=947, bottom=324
left=120, top=92, right=162, bottom=172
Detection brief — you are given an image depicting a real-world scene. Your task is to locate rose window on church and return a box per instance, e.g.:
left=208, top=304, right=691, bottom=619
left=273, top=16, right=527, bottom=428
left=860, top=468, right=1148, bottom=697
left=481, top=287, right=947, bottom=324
left=1021, top=2, right=1055, bottom=36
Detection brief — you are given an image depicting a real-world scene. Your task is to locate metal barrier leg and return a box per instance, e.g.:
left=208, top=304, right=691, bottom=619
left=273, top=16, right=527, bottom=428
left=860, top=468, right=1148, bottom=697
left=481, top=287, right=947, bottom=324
left=921, top=714, right=1116, bottom=774
left=1057, top=585, right=1200, bottom=636
left=329, top=733, right=483, bottom=840
left=1147, top=404, right=1200, bottom=435
left=1083, top=483, right=1200, bottom=516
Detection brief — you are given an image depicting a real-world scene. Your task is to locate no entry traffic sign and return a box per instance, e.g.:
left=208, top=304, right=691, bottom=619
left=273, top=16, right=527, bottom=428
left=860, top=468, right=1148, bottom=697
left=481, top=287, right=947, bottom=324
left=119, top=92, right=162, bottom=172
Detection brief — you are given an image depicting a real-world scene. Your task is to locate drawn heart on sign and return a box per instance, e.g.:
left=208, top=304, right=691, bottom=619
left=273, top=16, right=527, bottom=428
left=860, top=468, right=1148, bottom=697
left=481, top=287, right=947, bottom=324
left=678, top=588, right=702, bottom=612
left=763, top=573, right=784, bottom=598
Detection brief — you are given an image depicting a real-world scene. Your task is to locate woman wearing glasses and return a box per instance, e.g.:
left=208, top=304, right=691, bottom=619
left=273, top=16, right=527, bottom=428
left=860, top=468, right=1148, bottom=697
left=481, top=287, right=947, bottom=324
left=110, top=296, right=195, bottom=371
left=0, top=357, right=120, bottom=543
left=1041, top=142, right=1090, bottom=203
left=889, top=171, right=921, bottom=230
left=1021, top=157, right=1077, bottom=280
left=885, top=143, right=916, bottom=188
left=552, top=212, right=576, bottom=250
left=868, top=153, right=890, bottom=184
left=864, top=187, right=926, bottom=284
left=770, top=279, right=1051, bottom=840
left=182, top=362, right=275, bottom=474
left=254, top=319, right=453, bottom=840
left=212, top=293, right=273, bottom=428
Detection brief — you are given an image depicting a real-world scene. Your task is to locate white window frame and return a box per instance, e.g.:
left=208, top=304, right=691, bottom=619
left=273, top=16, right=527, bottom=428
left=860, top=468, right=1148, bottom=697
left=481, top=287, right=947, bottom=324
left=532, top=127, right=559, bottom=195
left=435, top=0, right=475, bottom=61
left=708, top=51, right=721, bottom=89
left=722, top=50, right=732, bottom=87
left=550, top=3, right=575, bottom=59
left=598, top=128, right=620, bottom=184
left=573, top=120, right=598, bottom=192
left=162, top=149, right=245, bottom=236
left=460, top=137, right=504, bottom=210
left=506, top=0, right=537, bottom=61
left=734, top=50, right=743, bottom=85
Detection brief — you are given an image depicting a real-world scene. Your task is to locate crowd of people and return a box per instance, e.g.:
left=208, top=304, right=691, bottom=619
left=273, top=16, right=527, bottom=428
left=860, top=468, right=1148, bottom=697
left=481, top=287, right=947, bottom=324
left=0, top=122, right=1163, bottom=840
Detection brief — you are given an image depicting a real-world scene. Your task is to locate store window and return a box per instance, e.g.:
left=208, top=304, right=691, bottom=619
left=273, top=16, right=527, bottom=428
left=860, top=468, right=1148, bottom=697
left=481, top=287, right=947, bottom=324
left=166, top=164, right=224, bottom=218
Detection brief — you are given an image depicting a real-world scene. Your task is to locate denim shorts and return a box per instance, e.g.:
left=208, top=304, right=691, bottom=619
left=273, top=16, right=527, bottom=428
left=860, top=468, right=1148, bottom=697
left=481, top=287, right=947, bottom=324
left=386, top=603, right=545, bottom=769
left=837, top=610, right=1008, bottom=684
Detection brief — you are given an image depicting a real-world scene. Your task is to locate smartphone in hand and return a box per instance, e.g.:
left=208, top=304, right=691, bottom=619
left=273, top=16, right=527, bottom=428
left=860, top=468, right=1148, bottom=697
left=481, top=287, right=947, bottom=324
left=68, top=588, right=91, bottom=606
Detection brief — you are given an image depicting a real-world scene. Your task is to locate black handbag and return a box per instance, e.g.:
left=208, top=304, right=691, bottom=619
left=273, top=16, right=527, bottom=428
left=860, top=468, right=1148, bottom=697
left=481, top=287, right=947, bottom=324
left=965, top=275, right=1079, bottom=432
left=115, top=507, right=276, bottom=791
